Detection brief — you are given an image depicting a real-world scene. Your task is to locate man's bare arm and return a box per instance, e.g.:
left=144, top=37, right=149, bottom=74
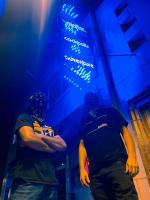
left=38, top=134, right=67, bottom=151
left=79, top=140, right=90, bottom=187
left=19, top=126, right=56, bottom=153
left=122, top=127, right=139, bottom=177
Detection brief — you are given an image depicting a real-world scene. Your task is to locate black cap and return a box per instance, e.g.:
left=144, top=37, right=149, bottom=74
left=28, top=92, right=48, bottom=116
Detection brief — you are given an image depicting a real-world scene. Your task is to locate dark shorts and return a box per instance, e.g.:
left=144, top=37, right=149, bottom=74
left=90, top=160, right=138, bottom=200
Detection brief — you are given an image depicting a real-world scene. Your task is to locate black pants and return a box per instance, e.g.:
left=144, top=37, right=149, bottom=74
left=90, top=160, right=138, bottom=200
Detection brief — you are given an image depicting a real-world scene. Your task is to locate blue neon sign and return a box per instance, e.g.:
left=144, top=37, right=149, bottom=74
left=62, top=4, right=79, bottom=19
left=71, top=44, right=81, bottom=54
left=64, top=37, right=89, bottom=48
left=64, top=55, right=94, bottom=68
left=60, top=4, right=95, bottom=89
left=64, top=21, right=86, bottom=35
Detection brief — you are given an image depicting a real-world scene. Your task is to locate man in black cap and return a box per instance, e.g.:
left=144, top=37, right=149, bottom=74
left=79, top=92, right=139, bottom=200
left=9, top=92, right=67, bottom=200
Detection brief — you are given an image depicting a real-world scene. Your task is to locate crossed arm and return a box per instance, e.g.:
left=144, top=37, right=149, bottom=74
left=19, top=126, right=67, bottom=153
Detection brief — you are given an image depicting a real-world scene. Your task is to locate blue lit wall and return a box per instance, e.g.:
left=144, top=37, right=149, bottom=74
left=47, top=5, right=110, bottom=125
left=47, top=3, right=105, bottom=125
left=50, top=0, right=150, bottom=126
left=95, top=0, right=150, bottom=104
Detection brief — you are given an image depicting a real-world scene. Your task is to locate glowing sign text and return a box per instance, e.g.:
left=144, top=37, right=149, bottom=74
left=64, top=55, right=94, bottom=68
left=64, top=37, right=89, bottom=48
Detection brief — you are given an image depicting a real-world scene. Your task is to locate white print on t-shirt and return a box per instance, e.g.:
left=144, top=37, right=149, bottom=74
left=33, top=121, right=54, bottom=137
left=97, top=123, right=108, bottom=129
left=87, top=123, right=108, bottom=136
left=42, top=125, right=54, bottom=137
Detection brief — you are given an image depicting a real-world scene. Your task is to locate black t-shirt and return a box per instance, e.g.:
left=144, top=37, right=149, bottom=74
left=9, top=113, right=58, bottom=185
left=80, top=106, right=128, bottom=174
